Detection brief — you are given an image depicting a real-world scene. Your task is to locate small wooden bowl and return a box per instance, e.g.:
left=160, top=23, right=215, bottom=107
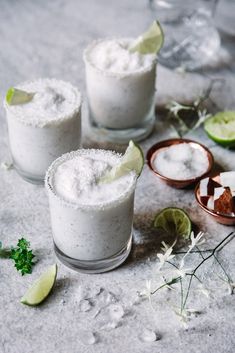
left=195, top=174, right=235, bottom=226
left=146, top=138, right=214, bottom=189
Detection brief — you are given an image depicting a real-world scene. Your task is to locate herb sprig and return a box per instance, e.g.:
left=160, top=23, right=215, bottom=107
left=0, top=238, right=35, bottom=275
left=167, top=78, right=224, bottom=137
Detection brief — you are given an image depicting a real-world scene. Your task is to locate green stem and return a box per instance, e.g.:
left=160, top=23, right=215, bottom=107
left=182, top=232, right=234, bottom=309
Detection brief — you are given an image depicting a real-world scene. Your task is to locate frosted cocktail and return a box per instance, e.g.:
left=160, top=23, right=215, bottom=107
left=45, top=146, right=140, bottom=273
left=4, top=79, right=82, bottom=184
left=84, top=38, right=156, bottom=142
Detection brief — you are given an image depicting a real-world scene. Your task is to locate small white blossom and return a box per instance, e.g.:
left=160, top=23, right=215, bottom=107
left=193, top=109, right=211, bottom=129
left=139, top=280, right=152, bottom=300
left=157, top=247, right=175, bottom=270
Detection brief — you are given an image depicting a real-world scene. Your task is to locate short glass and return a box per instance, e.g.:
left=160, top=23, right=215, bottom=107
left=83, top=39, right=156, bottom=143
left=4, top=79, right=82, bottom=184
left=45, top=149, right=136, bottom=273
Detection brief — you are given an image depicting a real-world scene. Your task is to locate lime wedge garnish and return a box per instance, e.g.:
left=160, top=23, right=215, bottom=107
left=204, top=111, right=235, bottom=148
left=6, top=87, right=34, bottom=105
left=154, top=207, right=191, bottom=239
left=129, top=20, right=164, bottom=55
left=21, top=264, right=57, bottom=306
left=100, top=140, right=144, bottom=183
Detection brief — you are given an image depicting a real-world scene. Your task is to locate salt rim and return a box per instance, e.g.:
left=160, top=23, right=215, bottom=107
left=3, top=78, right=82, bottom=128
left=83, top=38, right=157, bottom=78
left=45, top=148, right=137, bottom=211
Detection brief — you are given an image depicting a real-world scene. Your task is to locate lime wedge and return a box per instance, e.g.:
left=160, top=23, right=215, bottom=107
left=100, top=140, right=144, bottom=183
left=6, top=87, right=34, bottom=105
left=21, top=264, right=57, bottom=306
left=154, top=207, right=191, bottom=239
left=204, top=111, right=235, bottom=148
left=129, top=20, right=164, bottom=55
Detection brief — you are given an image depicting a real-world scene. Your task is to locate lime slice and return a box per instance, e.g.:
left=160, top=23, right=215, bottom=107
left=100, top=140, right=144, bottom=183
left=21, top=264, right=57, bottom=306
left=154, top=207, right=191, bottom=239
left=6, top=87, right=34, bottom=105
left=129, top=20, right=164, bottom=55
left=204, top=111, right=235, bottom=148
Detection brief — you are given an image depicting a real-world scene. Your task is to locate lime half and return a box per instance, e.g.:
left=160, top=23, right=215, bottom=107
left=129, top=20, right=164, bottom=55
left=154, top=207, right=191, bottom=239
left=21, top=264, right=57, bottom=306
left=204, top=111, right=235, bottom=148
left=6, top=87, right=34, bottom=105
left=100, top=140, right=144, bottom=183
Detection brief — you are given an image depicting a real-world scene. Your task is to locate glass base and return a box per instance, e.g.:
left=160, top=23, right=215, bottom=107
left=89, top=114, right=155, bottom=143
left=54, top=235, right=132, bottom=274
left=13, top=161, right=44, bottom=185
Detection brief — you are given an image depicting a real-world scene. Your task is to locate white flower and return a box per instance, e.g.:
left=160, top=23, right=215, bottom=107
left=167, top=101, right=191, bottom=116
left=190, top=231, right=205, bottom=248
left=195, top=284, right=210, bottom=298
left=157, top=247, right=175, bottom=270
left=139, top=280, right=152, bottom=300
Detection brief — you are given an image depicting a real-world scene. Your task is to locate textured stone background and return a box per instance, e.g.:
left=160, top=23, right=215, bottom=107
left=0, top=1, right=235, bottom=353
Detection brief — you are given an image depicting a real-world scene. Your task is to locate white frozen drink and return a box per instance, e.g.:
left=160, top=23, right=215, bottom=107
left=45, top=148, right=137, bottom=273
left=84, top=38, right=156, bottom=142
left=4, top=78, right=82, bottom=183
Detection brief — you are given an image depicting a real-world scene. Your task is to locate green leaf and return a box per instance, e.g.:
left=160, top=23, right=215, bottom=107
left=9, top=237, right=35, bottom=275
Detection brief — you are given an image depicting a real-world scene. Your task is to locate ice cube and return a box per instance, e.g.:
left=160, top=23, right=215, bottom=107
left=139, top=329, right=160, bottom=342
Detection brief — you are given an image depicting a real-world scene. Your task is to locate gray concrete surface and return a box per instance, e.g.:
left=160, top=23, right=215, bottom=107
left=0, top=1, right=235, bottom=353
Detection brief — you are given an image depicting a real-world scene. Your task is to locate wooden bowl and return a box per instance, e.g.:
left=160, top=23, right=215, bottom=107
left=146, top=138, right=214, bottom=189
left=195, top=174, right=235, bottom=226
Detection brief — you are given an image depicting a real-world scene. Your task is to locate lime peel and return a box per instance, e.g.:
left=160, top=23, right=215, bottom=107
left=154, top=207, right=192, bottom=239
left=6, top=87, right=34, bottom=106
left=100, top=140, right=144, bottom=184
left=204, top=111, right=235, bottom=147
left=21, top=264, right=57, bottom=306
left=129, top=20, right=164, bottom=55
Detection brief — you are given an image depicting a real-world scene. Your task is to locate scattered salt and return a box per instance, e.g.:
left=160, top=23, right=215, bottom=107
left=153, top=143, right=209, bottom=180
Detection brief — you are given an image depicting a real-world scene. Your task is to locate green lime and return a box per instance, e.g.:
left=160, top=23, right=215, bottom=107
left=129, top=20, right=164, bottom=55
left=154, top=207, right=192, bottom=239
left=204, top=111, right=235, bottom=148
left=100, top=140, right=144, bottom=183
left=21, top=264, right=57, bottom=306
left=6, top=87, right=34, bottom=105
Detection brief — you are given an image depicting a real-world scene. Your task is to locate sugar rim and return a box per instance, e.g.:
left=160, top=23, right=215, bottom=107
left=83, top=38, right=157, bottom=78
left=45, top=148, right=137, bottom=211
left=3, top=78, right=82, bottom=128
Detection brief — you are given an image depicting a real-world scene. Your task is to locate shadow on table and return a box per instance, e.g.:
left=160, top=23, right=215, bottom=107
left=125, top=212, right=178, bottom=265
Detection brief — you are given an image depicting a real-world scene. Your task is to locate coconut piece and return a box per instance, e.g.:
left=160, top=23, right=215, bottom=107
left=206, top=196, right=214, bottom=210
left=220, top=171, right=235, bottom=191
left=199, top=177, right=221, bottom=197
left=214, top=187, right=234, bottom=214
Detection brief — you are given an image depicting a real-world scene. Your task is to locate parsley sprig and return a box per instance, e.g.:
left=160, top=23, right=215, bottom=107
left=10, top=238, right=35, bottom=275
left=0, top=238, right=35, bottom=275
